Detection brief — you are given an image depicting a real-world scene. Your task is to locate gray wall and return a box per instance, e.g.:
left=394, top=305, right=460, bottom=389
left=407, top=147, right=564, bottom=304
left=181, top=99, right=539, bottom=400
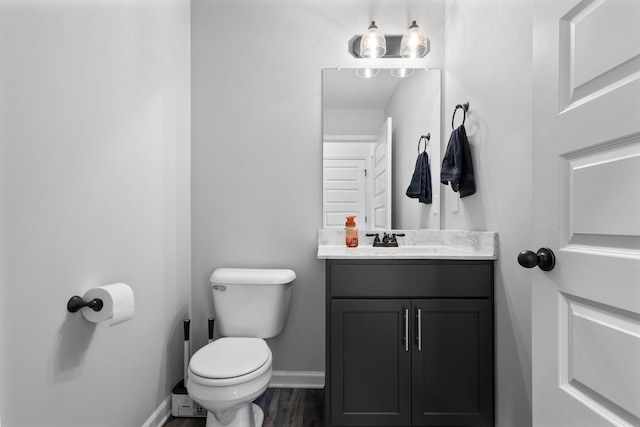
left=0, top=1, right=191, bottom=426
left=444, top=0, right=534, bottom=425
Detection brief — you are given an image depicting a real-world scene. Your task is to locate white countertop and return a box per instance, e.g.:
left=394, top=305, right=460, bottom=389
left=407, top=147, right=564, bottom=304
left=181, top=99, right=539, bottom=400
left=317, top=229, right=497, bottom=260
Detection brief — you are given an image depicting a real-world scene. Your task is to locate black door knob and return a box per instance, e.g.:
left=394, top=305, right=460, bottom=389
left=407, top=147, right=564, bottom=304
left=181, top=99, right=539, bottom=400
left=517, top=248, right=555, bottom=271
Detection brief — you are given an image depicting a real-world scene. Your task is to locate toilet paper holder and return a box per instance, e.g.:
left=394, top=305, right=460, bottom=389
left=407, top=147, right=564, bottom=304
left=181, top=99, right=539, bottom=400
left=67, top=295, right=104, bottom=313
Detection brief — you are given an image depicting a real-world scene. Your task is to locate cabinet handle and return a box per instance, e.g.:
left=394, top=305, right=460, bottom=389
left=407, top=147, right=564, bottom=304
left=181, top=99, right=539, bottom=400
left=403, top=307, right=409, bottom=352
left=416, top=307, right=422, bottom=351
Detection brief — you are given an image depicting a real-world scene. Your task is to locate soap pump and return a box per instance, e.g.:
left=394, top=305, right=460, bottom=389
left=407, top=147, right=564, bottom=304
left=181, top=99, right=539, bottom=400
left=345, top=216, right=358, bottom=248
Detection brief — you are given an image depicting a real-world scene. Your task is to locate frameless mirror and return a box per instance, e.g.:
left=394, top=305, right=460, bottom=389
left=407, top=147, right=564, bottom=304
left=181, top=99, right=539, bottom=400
left=322, top=68, right=442, bottom=231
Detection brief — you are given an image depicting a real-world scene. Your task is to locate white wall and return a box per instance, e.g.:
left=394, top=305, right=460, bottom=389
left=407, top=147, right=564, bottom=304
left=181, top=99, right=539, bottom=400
left=444, top=0, right=533, bottom=425
left=0, top=1, right=191, bottom=426
left=191, top=0, right=445, bottom=374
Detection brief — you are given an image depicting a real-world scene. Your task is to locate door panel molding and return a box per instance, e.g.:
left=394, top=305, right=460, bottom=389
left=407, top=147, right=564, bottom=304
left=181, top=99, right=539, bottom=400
left=559, top=292, right=640, bottom=425
left=559, top=0, right=640, bottom=111
left=559, top=131, right=640, bottom=259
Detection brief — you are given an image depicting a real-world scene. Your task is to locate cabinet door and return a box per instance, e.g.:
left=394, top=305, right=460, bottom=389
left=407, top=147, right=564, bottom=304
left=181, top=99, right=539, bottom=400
left=331, top=299, right=412, bottom=426
left=412, top=299, right=493, bottom=427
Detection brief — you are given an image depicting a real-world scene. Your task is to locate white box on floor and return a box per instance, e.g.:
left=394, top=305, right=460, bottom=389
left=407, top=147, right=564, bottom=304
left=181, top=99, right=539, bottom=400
left=171, top=380, right=206, bottom=418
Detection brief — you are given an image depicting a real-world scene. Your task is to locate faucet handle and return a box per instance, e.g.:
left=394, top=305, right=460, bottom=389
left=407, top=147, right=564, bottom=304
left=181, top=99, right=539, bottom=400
left=366, top=233, right=382, bottom=246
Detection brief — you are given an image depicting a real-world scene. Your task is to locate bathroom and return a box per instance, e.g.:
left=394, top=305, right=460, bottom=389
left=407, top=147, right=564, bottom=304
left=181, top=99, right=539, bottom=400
left=1, top=0, right=639, bottom=426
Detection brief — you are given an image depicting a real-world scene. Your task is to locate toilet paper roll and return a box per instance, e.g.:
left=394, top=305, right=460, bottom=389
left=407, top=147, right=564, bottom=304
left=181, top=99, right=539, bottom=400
left=81, top=283, right=135, bottom=326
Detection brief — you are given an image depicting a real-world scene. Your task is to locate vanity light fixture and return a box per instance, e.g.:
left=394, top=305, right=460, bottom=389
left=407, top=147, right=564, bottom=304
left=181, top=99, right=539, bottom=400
left=359, top=21, right=386, bottom=58
left=350, top=21, right=429, bottom=59
left=400, top=21, right=428, bottom=58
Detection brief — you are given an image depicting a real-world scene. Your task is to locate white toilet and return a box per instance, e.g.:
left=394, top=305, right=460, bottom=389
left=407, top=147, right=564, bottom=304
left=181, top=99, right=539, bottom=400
left=187, top=268, right=296, bottom=427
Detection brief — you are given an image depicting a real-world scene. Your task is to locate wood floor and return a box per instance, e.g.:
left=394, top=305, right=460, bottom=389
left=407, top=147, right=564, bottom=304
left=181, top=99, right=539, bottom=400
left=163, top=388, right=324, bottom=427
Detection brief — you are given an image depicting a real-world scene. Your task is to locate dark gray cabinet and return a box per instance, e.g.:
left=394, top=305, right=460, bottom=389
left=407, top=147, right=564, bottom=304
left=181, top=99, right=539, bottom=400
left=331, top=298, right=412, bottom=426
left=325, top=259, right=494, bottom=427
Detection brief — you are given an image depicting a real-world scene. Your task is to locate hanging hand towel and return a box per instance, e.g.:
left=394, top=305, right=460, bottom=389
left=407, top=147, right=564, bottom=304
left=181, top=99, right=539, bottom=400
left=441, top=124, right=476, bottom=197
left=406, top=151, right=432, bottom=204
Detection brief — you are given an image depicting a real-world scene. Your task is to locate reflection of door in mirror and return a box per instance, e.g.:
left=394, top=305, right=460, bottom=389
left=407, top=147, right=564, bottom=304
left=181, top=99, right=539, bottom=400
left=323, top=118, right=392, bottom=230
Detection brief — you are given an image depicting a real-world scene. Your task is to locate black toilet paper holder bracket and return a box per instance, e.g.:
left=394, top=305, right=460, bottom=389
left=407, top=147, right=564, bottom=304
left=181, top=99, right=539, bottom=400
left=67, top=296, right=104, bottom=313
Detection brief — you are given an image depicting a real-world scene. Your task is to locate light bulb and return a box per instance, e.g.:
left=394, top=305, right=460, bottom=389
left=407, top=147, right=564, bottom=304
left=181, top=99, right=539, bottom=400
left=356, top=68, right=380, bottom=78
left=391, top=68, right=415, bottom=78
left=360, top=21, right=386, bottom=58
left=400, top=21, right=427, bottom=59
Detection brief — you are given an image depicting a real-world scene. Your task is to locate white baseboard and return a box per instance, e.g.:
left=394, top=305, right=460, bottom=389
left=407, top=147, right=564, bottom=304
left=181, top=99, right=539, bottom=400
left=269, top=371, right=325, bottom=389
left=141, top=395, right=172, bottom=427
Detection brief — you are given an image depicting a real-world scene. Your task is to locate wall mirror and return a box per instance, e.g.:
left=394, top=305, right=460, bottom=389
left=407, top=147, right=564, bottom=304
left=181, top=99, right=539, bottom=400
left=323, top=68, right=442, bottom=231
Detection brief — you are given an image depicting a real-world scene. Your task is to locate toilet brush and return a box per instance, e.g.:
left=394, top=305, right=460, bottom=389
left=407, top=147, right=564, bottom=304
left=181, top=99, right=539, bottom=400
left=171, top=318, right=206, bottom=417
left=183, top=319, right=190, bottom=386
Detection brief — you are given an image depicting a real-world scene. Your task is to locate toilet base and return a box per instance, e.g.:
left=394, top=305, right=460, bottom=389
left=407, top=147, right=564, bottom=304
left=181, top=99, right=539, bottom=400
left=205, top=403, right=264, bottom=427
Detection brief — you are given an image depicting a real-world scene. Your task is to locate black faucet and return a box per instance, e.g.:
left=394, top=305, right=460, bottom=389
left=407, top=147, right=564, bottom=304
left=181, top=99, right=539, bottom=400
left=366, top=232, right=405, bottom=247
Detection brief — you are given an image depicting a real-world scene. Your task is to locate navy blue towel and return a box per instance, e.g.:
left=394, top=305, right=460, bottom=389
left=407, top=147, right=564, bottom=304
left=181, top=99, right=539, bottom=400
left=441, top=125, right=476, bottom=197
left=406, top=151, right=432, bottom=204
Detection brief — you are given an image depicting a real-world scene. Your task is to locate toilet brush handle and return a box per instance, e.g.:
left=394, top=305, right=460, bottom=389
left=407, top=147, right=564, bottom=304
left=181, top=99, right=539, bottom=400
left=183, top=319, right=190, bottom=341
left=208, top=318, right=215, bottom=343
left=183, top=319, right=190, bottom=386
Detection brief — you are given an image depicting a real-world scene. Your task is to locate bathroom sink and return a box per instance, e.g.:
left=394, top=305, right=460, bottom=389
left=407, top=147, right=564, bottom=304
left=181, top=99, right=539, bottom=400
left=317, top=244, right=494, bottom=260
left=317, top=229, right=498, bottom=260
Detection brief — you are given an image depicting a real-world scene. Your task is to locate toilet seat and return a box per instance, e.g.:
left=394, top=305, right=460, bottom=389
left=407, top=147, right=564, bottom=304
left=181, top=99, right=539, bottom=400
left=189, top=337, right=271, bottom=385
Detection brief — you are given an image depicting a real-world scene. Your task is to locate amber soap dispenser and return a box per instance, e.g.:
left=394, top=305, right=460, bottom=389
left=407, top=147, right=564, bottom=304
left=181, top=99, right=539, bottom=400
left=345, top=216, right=358, bottom=248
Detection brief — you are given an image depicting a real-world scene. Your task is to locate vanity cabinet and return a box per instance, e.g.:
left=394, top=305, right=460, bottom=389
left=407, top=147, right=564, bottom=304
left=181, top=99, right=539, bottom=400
left=325, top=259, right=494, bottom=427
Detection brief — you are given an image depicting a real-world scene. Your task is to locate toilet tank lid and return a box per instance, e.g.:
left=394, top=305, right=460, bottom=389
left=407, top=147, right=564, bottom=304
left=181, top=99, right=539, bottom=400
left=210, top=268, right=296, bottom=285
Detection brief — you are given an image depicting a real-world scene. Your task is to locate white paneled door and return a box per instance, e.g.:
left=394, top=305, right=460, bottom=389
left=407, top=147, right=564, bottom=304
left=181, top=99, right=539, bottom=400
left=532, top=0, right=640, bottom=426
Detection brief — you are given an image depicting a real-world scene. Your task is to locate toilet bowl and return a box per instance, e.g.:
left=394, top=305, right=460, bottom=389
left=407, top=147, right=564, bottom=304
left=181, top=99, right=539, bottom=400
left=187, top=337, right=272, bottom=427
left=187, top=268, right=296, bottom=427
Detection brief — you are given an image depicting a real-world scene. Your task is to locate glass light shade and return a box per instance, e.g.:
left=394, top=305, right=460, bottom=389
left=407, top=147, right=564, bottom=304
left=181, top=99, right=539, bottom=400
left=391, top=68, right=415, bottom=78
left=360, top=21, right=386, bottom=58
left=355, top=68, right=379, bottom=78
left=400, top=21, right=427, bottom=58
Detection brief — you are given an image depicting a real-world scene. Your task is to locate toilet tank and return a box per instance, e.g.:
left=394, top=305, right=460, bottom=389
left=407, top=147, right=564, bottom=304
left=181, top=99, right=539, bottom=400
left=210, top=268, right=296, bottom=339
